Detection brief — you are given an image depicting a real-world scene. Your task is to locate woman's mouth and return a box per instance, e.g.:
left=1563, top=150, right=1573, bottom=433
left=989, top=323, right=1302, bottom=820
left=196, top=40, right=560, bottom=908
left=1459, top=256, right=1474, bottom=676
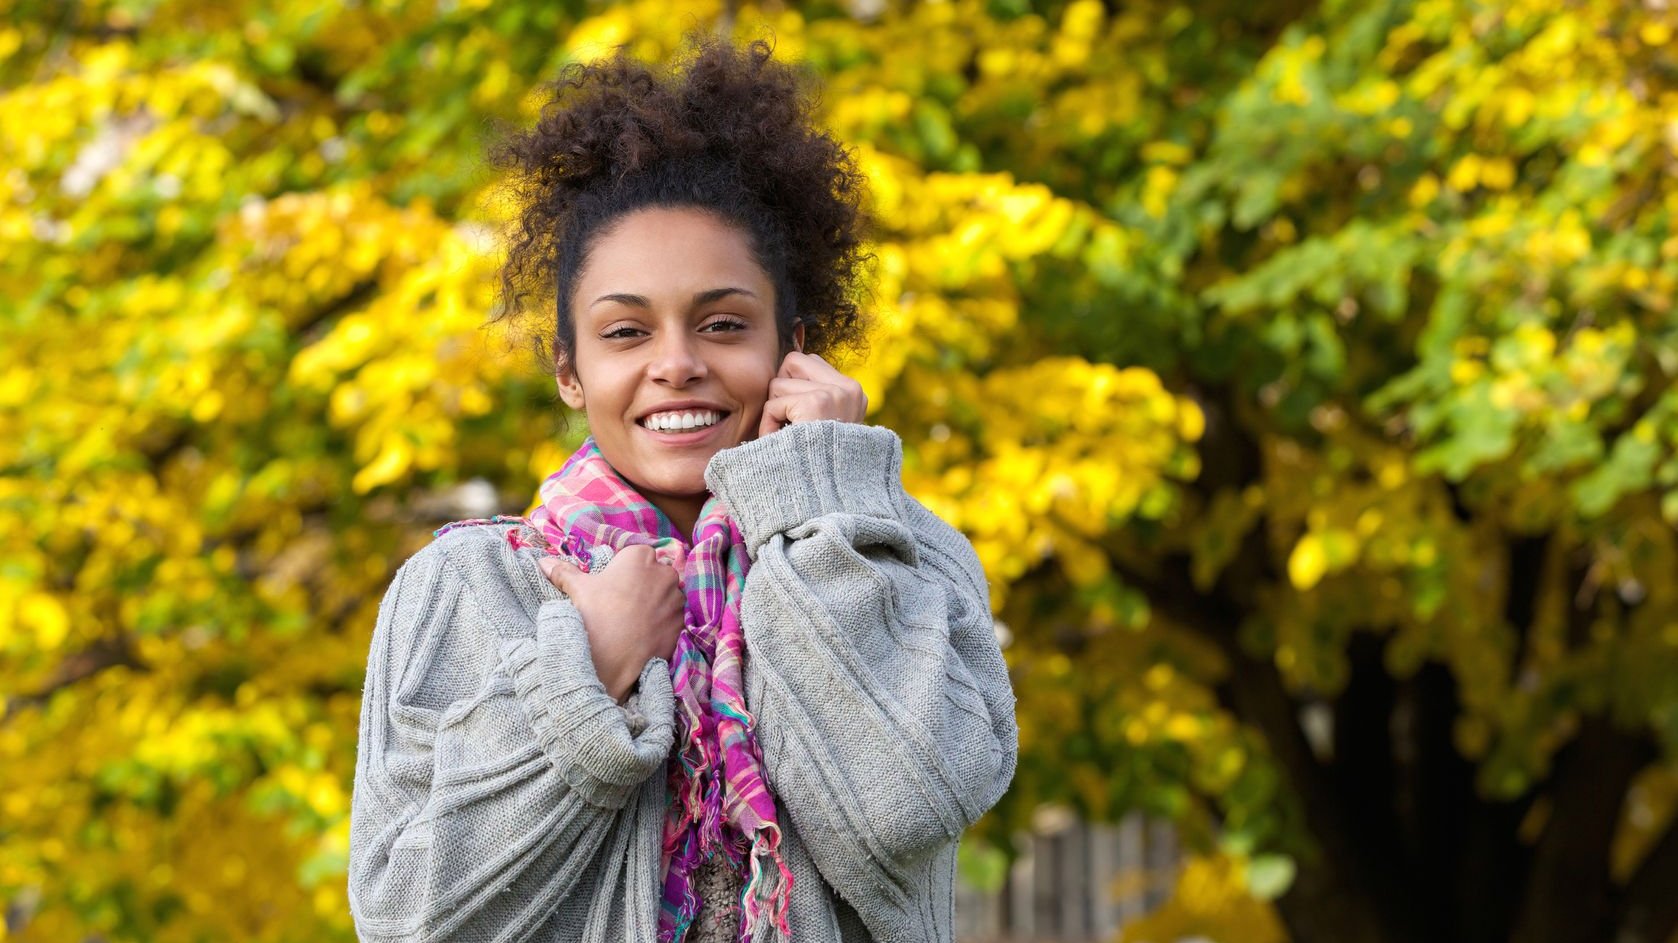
left=640, top=408, right=724, bottom=432
left=637, top=408, right=730, bottom=442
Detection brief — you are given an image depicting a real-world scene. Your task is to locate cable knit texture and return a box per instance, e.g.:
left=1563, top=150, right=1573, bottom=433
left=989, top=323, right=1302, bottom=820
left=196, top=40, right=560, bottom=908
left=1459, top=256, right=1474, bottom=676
left=348, top=420, right=1019, bottom=942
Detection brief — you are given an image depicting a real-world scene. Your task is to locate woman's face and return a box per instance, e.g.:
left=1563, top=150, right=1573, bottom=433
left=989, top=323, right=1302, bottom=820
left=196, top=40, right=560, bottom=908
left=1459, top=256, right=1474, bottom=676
left=557, top=206, right=799, bottom=530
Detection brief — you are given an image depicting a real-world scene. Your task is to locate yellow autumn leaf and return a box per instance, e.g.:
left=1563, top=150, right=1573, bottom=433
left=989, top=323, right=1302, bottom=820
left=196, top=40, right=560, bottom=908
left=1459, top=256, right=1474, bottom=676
left=1288, top=533, right=1328, bottom=590
left=352, top=438, right=413, bottom=494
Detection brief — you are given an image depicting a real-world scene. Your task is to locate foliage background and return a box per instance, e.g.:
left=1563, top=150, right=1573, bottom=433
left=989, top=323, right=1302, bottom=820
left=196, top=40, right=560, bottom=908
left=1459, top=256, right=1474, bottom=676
left=5, top=0, right=1678, bottom=941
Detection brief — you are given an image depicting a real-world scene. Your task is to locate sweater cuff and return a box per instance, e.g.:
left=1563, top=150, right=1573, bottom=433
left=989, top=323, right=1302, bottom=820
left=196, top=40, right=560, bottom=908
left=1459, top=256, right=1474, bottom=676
left=703, top=420, right=908, bottom=558
left=503, top=598, right=675, bottom=809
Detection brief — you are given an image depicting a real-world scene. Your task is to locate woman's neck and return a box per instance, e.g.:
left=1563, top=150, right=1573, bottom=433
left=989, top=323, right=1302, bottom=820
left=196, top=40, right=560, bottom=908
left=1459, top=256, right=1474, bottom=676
left=653, top=496, right=702, bottom=541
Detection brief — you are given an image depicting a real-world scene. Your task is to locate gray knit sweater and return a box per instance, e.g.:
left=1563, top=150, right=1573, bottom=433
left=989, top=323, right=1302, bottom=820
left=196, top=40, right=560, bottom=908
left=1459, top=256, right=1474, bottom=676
left=347, top=420, right=1018, bottom=942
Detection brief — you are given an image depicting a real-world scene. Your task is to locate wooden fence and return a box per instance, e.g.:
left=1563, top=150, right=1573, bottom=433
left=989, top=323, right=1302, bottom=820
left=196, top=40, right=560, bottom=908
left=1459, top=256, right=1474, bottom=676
left=955, top=814, right=1180, bottom=943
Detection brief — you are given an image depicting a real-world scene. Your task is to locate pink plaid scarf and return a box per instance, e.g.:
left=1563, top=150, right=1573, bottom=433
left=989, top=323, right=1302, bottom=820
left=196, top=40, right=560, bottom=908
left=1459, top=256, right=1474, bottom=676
left=434, top=437, right=793, bottom=941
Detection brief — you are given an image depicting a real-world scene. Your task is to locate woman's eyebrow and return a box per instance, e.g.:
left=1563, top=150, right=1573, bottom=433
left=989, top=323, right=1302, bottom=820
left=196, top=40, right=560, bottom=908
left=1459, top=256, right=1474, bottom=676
left=589, top=287, right=759, bottom=309
left=692, top=286, right=758, bottom=306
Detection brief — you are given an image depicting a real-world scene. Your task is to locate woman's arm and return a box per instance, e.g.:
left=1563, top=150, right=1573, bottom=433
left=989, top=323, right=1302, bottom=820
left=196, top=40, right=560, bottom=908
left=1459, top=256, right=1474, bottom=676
left=704, top=420, right=1018, bottom=930
left=348, top=530, right=674, bottom=942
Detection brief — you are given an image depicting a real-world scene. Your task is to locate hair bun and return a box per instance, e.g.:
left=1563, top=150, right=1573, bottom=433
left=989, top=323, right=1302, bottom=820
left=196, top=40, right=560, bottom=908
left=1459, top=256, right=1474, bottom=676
left=487, top=35, right=870, bottom=373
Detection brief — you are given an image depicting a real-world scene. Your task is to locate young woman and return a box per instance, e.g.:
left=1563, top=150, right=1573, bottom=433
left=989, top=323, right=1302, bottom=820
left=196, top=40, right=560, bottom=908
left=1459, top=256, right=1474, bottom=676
left=347, top=37, right=1018, bottom=943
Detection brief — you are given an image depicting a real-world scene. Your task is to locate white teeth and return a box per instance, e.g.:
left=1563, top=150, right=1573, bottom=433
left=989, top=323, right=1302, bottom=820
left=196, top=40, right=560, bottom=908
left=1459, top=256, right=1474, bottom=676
left=643, top=409, right=721, bottom=432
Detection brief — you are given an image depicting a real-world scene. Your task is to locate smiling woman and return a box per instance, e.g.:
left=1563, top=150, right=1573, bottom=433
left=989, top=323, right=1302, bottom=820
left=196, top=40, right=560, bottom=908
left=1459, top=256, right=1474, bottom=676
left=347, top=36, right=1017, bottom=943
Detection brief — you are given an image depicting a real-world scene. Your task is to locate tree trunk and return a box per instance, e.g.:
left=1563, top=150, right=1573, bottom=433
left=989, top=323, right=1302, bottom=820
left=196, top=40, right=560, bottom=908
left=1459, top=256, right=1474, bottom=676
left=1510, top=718, right=1653, bottom=943
left=1217, top=643, right=1398, bottom=943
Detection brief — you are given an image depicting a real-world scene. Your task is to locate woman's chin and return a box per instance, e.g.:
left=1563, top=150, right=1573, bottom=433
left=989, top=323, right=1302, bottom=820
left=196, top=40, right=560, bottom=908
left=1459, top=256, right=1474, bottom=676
left=611, top=415, right=760, bottom=495
left=628, top=457, right=710, bottom=496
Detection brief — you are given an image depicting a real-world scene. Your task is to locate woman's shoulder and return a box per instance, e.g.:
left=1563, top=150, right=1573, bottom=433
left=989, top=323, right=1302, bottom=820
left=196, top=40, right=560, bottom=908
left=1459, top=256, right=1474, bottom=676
left=388, top=519, right=557, bottom=635
left=423, top=517, right=539, bottom=560
left=392, top=518, right=519, bottom=582
left=368, top=522, right=552, bottom=711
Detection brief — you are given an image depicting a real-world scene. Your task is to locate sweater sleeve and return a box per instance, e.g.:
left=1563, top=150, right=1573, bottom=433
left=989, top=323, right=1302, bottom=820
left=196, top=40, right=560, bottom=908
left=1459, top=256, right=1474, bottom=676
left=703, top=420, right=1019, bottom=936
left=347, top=531, right=675, bottom=942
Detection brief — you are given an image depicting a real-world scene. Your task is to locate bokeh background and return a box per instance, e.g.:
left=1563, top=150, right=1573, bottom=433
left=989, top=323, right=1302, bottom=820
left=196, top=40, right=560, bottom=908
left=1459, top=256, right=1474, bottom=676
left=5, top=0, right=1678, bottom=941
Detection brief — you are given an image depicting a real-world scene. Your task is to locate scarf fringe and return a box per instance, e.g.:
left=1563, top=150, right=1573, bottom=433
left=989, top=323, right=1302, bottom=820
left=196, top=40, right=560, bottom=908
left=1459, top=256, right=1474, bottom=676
left=741, top=828, right=794, bottom=938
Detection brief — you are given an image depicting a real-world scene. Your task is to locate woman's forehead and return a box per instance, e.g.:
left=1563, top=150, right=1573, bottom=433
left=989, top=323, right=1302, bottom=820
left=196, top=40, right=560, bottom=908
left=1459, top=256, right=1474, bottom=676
left=577, top=209, right=773, bottom=308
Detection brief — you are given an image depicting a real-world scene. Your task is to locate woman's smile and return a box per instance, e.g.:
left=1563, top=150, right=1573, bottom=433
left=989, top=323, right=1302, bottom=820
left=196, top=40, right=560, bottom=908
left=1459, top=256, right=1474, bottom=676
left=636, top=403, right=729, bottom=436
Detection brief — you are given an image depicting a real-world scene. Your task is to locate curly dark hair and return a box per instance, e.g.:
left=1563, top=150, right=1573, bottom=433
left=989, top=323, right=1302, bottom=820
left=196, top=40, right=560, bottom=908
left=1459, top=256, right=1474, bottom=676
left=485, top=36, right=872, bottom=381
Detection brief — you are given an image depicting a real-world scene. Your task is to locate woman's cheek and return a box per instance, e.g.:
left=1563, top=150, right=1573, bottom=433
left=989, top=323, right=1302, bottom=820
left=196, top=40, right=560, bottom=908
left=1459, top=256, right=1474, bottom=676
left=739, top=400, right=769, bottom=442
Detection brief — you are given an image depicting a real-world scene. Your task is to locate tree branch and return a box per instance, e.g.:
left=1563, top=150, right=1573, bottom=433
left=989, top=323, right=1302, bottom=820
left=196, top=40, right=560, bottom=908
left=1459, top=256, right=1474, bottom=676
left=1216, top=622, right=1398, bottom=943
left=1330, top=634, right=1423, bottom=939
left=1511, top=717, right=1654, bottom=943
left=1403, top=660, right=1534, bottom=943
left=2, top=634, right=145, bottom=724
left=1504, top=532, right=1551, bottom=671
left=1615, top=814, right=1678, bottom=943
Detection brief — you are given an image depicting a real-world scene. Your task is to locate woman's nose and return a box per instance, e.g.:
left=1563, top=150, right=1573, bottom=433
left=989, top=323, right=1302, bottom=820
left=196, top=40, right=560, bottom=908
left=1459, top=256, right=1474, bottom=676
left=646, top=330, right=706, bottom=386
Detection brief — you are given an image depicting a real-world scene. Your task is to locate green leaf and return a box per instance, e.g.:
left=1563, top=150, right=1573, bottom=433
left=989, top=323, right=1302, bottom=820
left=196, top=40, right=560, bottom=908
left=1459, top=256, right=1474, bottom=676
left=1245, top=853, right=1297, bottom=901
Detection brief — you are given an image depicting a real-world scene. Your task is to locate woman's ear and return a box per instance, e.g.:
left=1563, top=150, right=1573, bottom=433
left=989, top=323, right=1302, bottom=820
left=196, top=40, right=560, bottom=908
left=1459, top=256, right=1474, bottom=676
left=791, top=321, right=805, bottom=354
left=555, top=363, right=586, bottom=411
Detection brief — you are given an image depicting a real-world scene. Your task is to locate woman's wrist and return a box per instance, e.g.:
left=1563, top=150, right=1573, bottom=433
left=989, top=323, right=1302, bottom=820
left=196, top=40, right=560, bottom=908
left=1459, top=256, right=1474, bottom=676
left=593, top=648, right=641, bottom=704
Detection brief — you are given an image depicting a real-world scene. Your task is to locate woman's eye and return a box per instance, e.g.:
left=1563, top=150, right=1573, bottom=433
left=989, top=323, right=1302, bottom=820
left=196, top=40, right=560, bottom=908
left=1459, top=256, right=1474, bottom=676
left=702, top=318, right=747, bottom=332
left=602, top=327, right=642, bottom=339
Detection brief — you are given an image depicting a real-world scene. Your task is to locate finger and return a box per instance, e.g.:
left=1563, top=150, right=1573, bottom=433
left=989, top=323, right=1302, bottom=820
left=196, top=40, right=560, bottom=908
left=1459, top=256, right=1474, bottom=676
left=537, top=555, right=582, bottom=594
left=616, top=544, right=657, bottom=563
left=763, top=390, right=832, bottom=430
left=775, top=351, right=846, bottom=382
left=767, top=377, right=829, bottom=397
left=770, top=386, right=869, bottom=426
left=773, top=363, right=865, bottom=415
left=759, top=394, right=792, bottom=438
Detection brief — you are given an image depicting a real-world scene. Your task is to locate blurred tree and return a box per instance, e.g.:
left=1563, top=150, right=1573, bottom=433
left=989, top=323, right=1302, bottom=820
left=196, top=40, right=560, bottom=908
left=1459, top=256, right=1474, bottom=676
left=3, top=0, right=1677, bottom=942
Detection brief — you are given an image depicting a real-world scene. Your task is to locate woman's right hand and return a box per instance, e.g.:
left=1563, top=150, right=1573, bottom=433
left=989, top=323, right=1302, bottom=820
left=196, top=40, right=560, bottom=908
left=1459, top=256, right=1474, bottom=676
left=537, top=545, right=685, bottom=704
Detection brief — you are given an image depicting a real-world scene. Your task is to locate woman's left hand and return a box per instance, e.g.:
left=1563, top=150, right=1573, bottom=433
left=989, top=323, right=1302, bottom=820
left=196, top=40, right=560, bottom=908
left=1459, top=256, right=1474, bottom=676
left=758, top=351, right=869, bottom=437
